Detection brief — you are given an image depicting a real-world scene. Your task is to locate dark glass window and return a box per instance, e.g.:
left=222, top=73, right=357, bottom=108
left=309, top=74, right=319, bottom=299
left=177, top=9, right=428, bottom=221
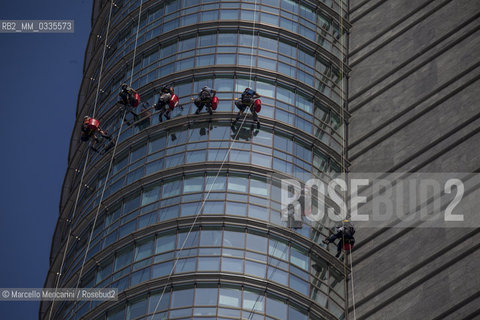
left=266, top=295, right=287, bottom=320
left=200, top=229, right=222, bottom=246
left=171, top=288, right=194, bottom=308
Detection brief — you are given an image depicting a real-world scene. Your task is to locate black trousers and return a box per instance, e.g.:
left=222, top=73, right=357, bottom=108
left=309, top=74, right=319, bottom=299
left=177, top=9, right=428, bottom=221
left=235, top=101, right=258, bottom=123
left=194, top=97, right=212, bottom=112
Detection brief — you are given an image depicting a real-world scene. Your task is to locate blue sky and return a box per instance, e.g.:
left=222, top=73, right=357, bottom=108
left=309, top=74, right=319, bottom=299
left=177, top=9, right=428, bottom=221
left=0, top=0, right=92, bottom=318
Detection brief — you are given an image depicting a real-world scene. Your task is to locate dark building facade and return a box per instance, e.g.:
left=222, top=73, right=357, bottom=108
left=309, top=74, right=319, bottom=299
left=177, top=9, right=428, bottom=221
left=41, top=0, right=351, bottom=319
left=348, top=0, right=480, bottom=319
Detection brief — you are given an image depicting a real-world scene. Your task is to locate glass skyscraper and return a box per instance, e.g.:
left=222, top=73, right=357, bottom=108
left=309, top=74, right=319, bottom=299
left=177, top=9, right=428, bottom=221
left=41, top=0, right=350, bottom=319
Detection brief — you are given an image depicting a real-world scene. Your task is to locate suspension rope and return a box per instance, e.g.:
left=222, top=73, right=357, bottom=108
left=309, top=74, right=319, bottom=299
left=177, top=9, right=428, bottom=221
left=46, top=2, right=116, bottom=318
left=74, top=0, right=141, bottom=277
left=46, top=150, right=91, bottom=320
left=92, top=0, right=115, bottom=119
left=149, top=110, right=250, bottom=320
left=349, top=246, right=357, bottom=320
left=70, top=1, right=145, bottom=315
left=73, top=110, right=128, bottom=314
left=248, top=0, right=259, bottom=87
left=149, top=1, right=261, bottom=316
left=338, top=0, right=357, bottom=317
left=128, top=0, right=143, bottom=87
left=71, top=0, right=143, bottom=314
left=246, top=237, right=286, bottom=320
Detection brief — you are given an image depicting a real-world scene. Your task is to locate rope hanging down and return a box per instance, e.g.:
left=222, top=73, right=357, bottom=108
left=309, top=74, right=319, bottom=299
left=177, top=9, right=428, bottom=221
left=46, top=150, right=91, bottom=320
left=73, top=109, right=128, bottom=307
left=128, top=0, right=143, bottom=88
left=338, top=0, right=357, bottom=317
left=72, top=0, right=145, bottom=315
left=149, top=0, right=261, bottom=317
left=149, top=110, right=251, bottom=319
left=246, top=237, right=288, bottom=320
left=349, top=247, right=357, bottom=320
left=92, top=0, right=115, bottom=119
left=46, top=1, right=115, bottom=319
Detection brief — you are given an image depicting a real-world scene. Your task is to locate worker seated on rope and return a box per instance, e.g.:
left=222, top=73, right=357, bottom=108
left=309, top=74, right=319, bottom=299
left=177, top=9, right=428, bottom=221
left=80, top=116, right=113, bottom=153
left=119, top=83, right=138, bottom=107
left=322, top=220, right=356, bottom=258
left=154, top=84, right=175, bottom=122
left=118, top=83, right=140, bottom=120
left=194, top=86, right=217, bottom=115
left=233, top=87, right=261, bottom=129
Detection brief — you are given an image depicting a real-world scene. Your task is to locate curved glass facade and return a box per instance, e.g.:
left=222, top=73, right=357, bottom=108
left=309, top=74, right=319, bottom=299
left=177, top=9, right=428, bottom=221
left=42, top=0, right=350, bottom=319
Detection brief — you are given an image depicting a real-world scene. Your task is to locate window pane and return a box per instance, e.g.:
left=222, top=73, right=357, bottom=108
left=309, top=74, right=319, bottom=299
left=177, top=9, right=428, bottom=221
left=113, top=154, right=128, bottom=175
left=266, top=296, right=287, bottom=320
left=268, top=266, right=288, bottom=285
left=250, top=178, right=268, bottom=196
left=252, top=152, right=272, bottom=168
left=230, top=150, right=250, bottom=163
left=107, top=306, right=124, bottom=320
left=206, top=174, right=226, bottom=191
left=130, top=144, right=146, bottom=163
left=96, top=259, right=113, bottom=284
left=290, top=245, right=308, bottom=270
left=290, top=274, right=308, bottom=296
left=219, top=288, right=241, bottom=308
left=228, top=176, right=248, bottom=192
left=245, top=260, right=266, bottom=278
left=135, top=238, right=154, bottom=261
left=198, top=257, right=220, bottom=271
left=201, top=10, right=218, bottom=21
left=114, top=246, right=133, bottom=271
left=152, top=260, right=173, bottom=278
left=127, top=297, right=147, bottom=320
left=195, top=287, right=218, bottom=306
left=288, top=305, right=308, bottom=320
left=204, top=201, right=225, bottom=214
left=215, top=77, right=234, bottom=91
left=248, top=204, right=268, bottom=221
left=123, top=194, right=140, bottom=214
left=216, top=53, right=236, bottom=64
left=200, top=230, right=222, bottom=246
left=226, top=201, right=246, bottom=216
left=186, top=150, right=206, bottom=163
left=246, top=233, right=267, bottom=253
left=156, top=233, right=176, bottom=253
left=146, top=158, right=164, bottom=175
left=176, top=257, right=196, bottom=273
left=126, top=167, right=144, bottom=185
left=148, top=291, right=170, bottom=313
left=184, top=176, right=204, bottom=193
left=177, top=231, right=199, bottom=249
left=162, top=179, right=182, bottom=198
left=259, top=36, right=277, bottom=51
left=223, top=230, right=245, bottom=248
left=171, top=289, right=194, bottom=308
left=276, top=86, right=294, bottom=105
left=181, top=202, right=199, bottom=217
left=269, top=238, right=288, bottom=260
left=149, top=135, right=166, bottom=153
left=243, top=290, right=264, bottom=312
left=159, top=205, right=179, bottom=221
left=218, top=33, right=237, bottom=46
left=199, top=33, right=216, bottom=47
left=142, top=183, right=161, bottom=206
left=221, top=257, right=243, bottom=273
